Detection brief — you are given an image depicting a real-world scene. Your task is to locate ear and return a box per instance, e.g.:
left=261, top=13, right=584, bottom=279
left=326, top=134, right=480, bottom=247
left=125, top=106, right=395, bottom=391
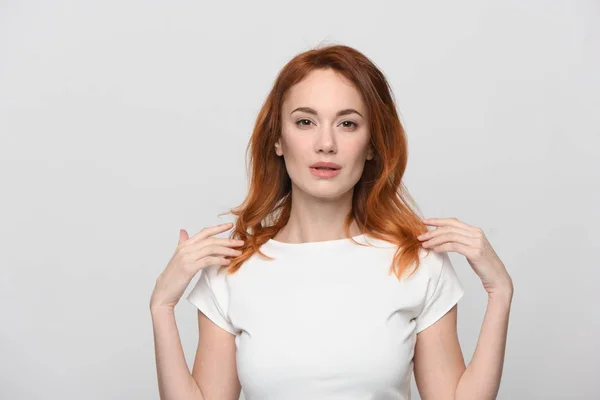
left=274, top=138, right=283, bottom=156
left=366, top=145, right=374, bottom=161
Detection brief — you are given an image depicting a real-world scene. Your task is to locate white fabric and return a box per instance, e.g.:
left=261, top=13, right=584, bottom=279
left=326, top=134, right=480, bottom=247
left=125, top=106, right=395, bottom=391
left=187, top=233, right=464, bottom=400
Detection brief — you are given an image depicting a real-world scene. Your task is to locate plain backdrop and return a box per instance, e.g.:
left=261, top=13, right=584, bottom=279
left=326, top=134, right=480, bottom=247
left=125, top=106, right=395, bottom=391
left=1, top=0, right=599, bottom=399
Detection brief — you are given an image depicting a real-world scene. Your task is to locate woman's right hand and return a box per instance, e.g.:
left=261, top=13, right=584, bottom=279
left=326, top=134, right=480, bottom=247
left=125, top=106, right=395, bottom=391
left=149, top=222, right=244, bottom=311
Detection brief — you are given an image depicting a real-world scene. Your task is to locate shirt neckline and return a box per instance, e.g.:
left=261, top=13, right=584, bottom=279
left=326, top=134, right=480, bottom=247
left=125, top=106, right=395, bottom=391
left=264, top=233, right=368, bottom=250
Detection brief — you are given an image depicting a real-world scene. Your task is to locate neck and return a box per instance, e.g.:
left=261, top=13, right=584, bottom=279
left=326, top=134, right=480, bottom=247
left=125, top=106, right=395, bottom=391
left=274, top=185, right=363, bottom=244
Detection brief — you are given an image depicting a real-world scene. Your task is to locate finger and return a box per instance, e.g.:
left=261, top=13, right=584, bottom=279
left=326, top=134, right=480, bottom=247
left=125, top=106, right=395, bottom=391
left=191, top=236, right=245, bottom=251
left=192, top=244, right=244, bottom=261
left=429, top=241, right=473, bottom=257
left=195, top=255, right=232, bottom=269
left=178, top=229, right=189, bottom=245
left=422, top=217, right=474, bottom=230
left=210, top=237, right=246, bottom=247
left=419, top=226, right=478, bottom=241
left=422, top=233, right=477, bottom=250
left=188, top=222, right=235, bottom=244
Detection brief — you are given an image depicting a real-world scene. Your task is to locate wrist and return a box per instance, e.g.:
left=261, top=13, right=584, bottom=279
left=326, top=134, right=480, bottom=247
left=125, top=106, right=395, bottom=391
left=488, top=288, right=513, bottom=304
left=150, top=304, right=176, bottom=316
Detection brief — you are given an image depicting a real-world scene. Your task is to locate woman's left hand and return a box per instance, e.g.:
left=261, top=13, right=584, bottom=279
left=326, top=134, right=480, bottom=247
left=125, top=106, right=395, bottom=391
left=418, top=217, right=513, bottom=298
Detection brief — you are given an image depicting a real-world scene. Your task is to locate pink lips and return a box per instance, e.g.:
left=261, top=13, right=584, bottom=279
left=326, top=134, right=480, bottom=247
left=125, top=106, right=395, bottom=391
left=309, top=167, right=341, bottom=178
left=309, top=161, right=342, bottom=169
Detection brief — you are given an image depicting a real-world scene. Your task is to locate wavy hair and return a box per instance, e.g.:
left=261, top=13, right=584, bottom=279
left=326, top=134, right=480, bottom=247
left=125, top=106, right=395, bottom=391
left=218, top=43, right=431, bottom=280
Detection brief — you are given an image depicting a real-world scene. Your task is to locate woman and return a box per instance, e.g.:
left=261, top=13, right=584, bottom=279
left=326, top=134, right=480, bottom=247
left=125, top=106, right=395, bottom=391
left=150, top=44, right=514, bottom=400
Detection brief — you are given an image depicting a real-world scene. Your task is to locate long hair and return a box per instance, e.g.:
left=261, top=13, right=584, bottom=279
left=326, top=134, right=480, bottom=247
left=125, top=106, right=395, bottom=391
left=218, top=43, right=431, bottom=280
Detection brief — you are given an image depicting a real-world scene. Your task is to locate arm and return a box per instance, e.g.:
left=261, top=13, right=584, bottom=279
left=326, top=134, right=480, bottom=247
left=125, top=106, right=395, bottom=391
left=150, top=223, right=242, bottom=399
left=151, top=306, right=205, bottom=400
left=413, top=290, right=513, bottom=400
left=416, top=217, right=514, bottom=399
left=454, top=291, right=513, bottom=400
left=190, top=309, right=241, bottom=400
left=414, top=304, right=466, bottom=400
left=151, top=306, right=242, bottom=400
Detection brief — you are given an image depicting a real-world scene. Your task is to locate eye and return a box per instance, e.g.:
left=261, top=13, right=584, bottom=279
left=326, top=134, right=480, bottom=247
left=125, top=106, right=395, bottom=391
left=295, top=119, right=358, bottom=129
left=341, top=121, right=358, bottom=129
left=295, top=119, right=313, bottom=127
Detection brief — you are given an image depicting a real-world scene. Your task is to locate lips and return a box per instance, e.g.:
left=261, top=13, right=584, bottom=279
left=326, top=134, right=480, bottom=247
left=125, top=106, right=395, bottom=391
left=309, top=161, right=342, bottom=170
left=309, top=166, right=342, bottom=178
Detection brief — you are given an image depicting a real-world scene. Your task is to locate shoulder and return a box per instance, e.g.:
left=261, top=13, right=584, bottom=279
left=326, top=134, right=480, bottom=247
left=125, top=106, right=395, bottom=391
left=202, top=263, right=229, bottom=279
left=194, top=263, right=233, bottom=295
left=414, top=247, right=451, bottom=279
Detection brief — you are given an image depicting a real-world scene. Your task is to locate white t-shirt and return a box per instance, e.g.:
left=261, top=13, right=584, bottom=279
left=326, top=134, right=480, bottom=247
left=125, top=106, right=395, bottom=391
left=187, top=233, right=464, bottom=400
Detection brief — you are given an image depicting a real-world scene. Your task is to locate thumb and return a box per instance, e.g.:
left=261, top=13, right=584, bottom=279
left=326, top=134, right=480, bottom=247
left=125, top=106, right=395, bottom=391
left=178, top=229, right=189, bottom=245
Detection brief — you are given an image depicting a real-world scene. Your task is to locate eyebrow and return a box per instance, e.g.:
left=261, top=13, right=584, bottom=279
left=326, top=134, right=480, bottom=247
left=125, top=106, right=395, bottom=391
left=290, top=107, right=364, bottom=119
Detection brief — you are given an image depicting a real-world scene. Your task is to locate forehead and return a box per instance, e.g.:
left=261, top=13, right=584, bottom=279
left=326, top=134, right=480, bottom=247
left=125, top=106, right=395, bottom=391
left=283, top=69, right=365, bottom=111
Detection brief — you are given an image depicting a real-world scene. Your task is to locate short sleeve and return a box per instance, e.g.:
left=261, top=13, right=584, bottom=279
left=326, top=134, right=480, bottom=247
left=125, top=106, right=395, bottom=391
left=186, top=264, right=236, bottom=335
left=414, top=252, right=465, bottom=333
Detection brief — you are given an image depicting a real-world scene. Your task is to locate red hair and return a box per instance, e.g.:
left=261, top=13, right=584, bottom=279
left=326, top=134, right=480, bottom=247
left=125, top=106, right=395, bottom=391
left=218, top=43, right=431, bottom=280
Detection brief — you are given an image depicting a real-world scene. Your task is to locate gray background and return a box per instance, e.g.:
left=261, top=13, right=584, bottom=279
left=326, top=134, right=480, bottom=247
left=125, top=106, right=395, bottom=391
left=1, top=0, right=598, bottom=399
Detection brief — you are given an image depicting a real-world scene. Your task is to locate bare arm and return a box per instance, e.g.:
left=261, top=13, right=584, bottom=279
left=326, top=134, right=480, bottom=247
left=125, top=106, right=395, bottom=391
left=414, top=290, right=513, bottom=400
left=151, top=305, right=241, bottom=400
left=414, top=304, right=466, bottom=399
left=415, top=216, right=514, bottom=399
left=151, top=306, right=205, bottom=400
left=454, top=291, right=513, bottom=400
left=190, top=310, right=241, bottom=400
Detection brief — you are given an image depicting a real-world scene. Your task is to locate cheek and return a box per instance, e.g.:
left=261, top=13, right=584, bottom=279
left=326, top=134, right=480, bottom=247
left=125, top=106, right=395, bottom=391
left=341, top=141, right=370, bottom=161
left=280, top=134, right=310, bottom=163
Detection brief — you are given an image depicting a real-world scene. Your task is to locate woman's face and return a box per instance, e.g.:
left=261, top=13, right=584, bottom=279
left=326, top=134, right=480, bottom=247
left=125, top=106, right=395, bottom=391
left=275, top=68, right=373, bottom=200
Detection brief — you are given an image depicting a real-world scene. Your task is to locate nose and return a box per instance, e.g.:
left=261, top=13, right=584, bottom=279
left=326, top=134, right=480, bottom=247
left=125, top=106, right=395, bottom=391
left=315, top=127, right=337, bottom=154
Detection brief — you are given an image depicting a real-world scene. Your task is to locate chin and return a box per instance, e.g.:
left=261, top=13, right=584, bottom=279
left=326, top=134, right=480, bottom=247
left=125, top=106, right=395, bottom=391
left=306, top=184, right=354, bottom=201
